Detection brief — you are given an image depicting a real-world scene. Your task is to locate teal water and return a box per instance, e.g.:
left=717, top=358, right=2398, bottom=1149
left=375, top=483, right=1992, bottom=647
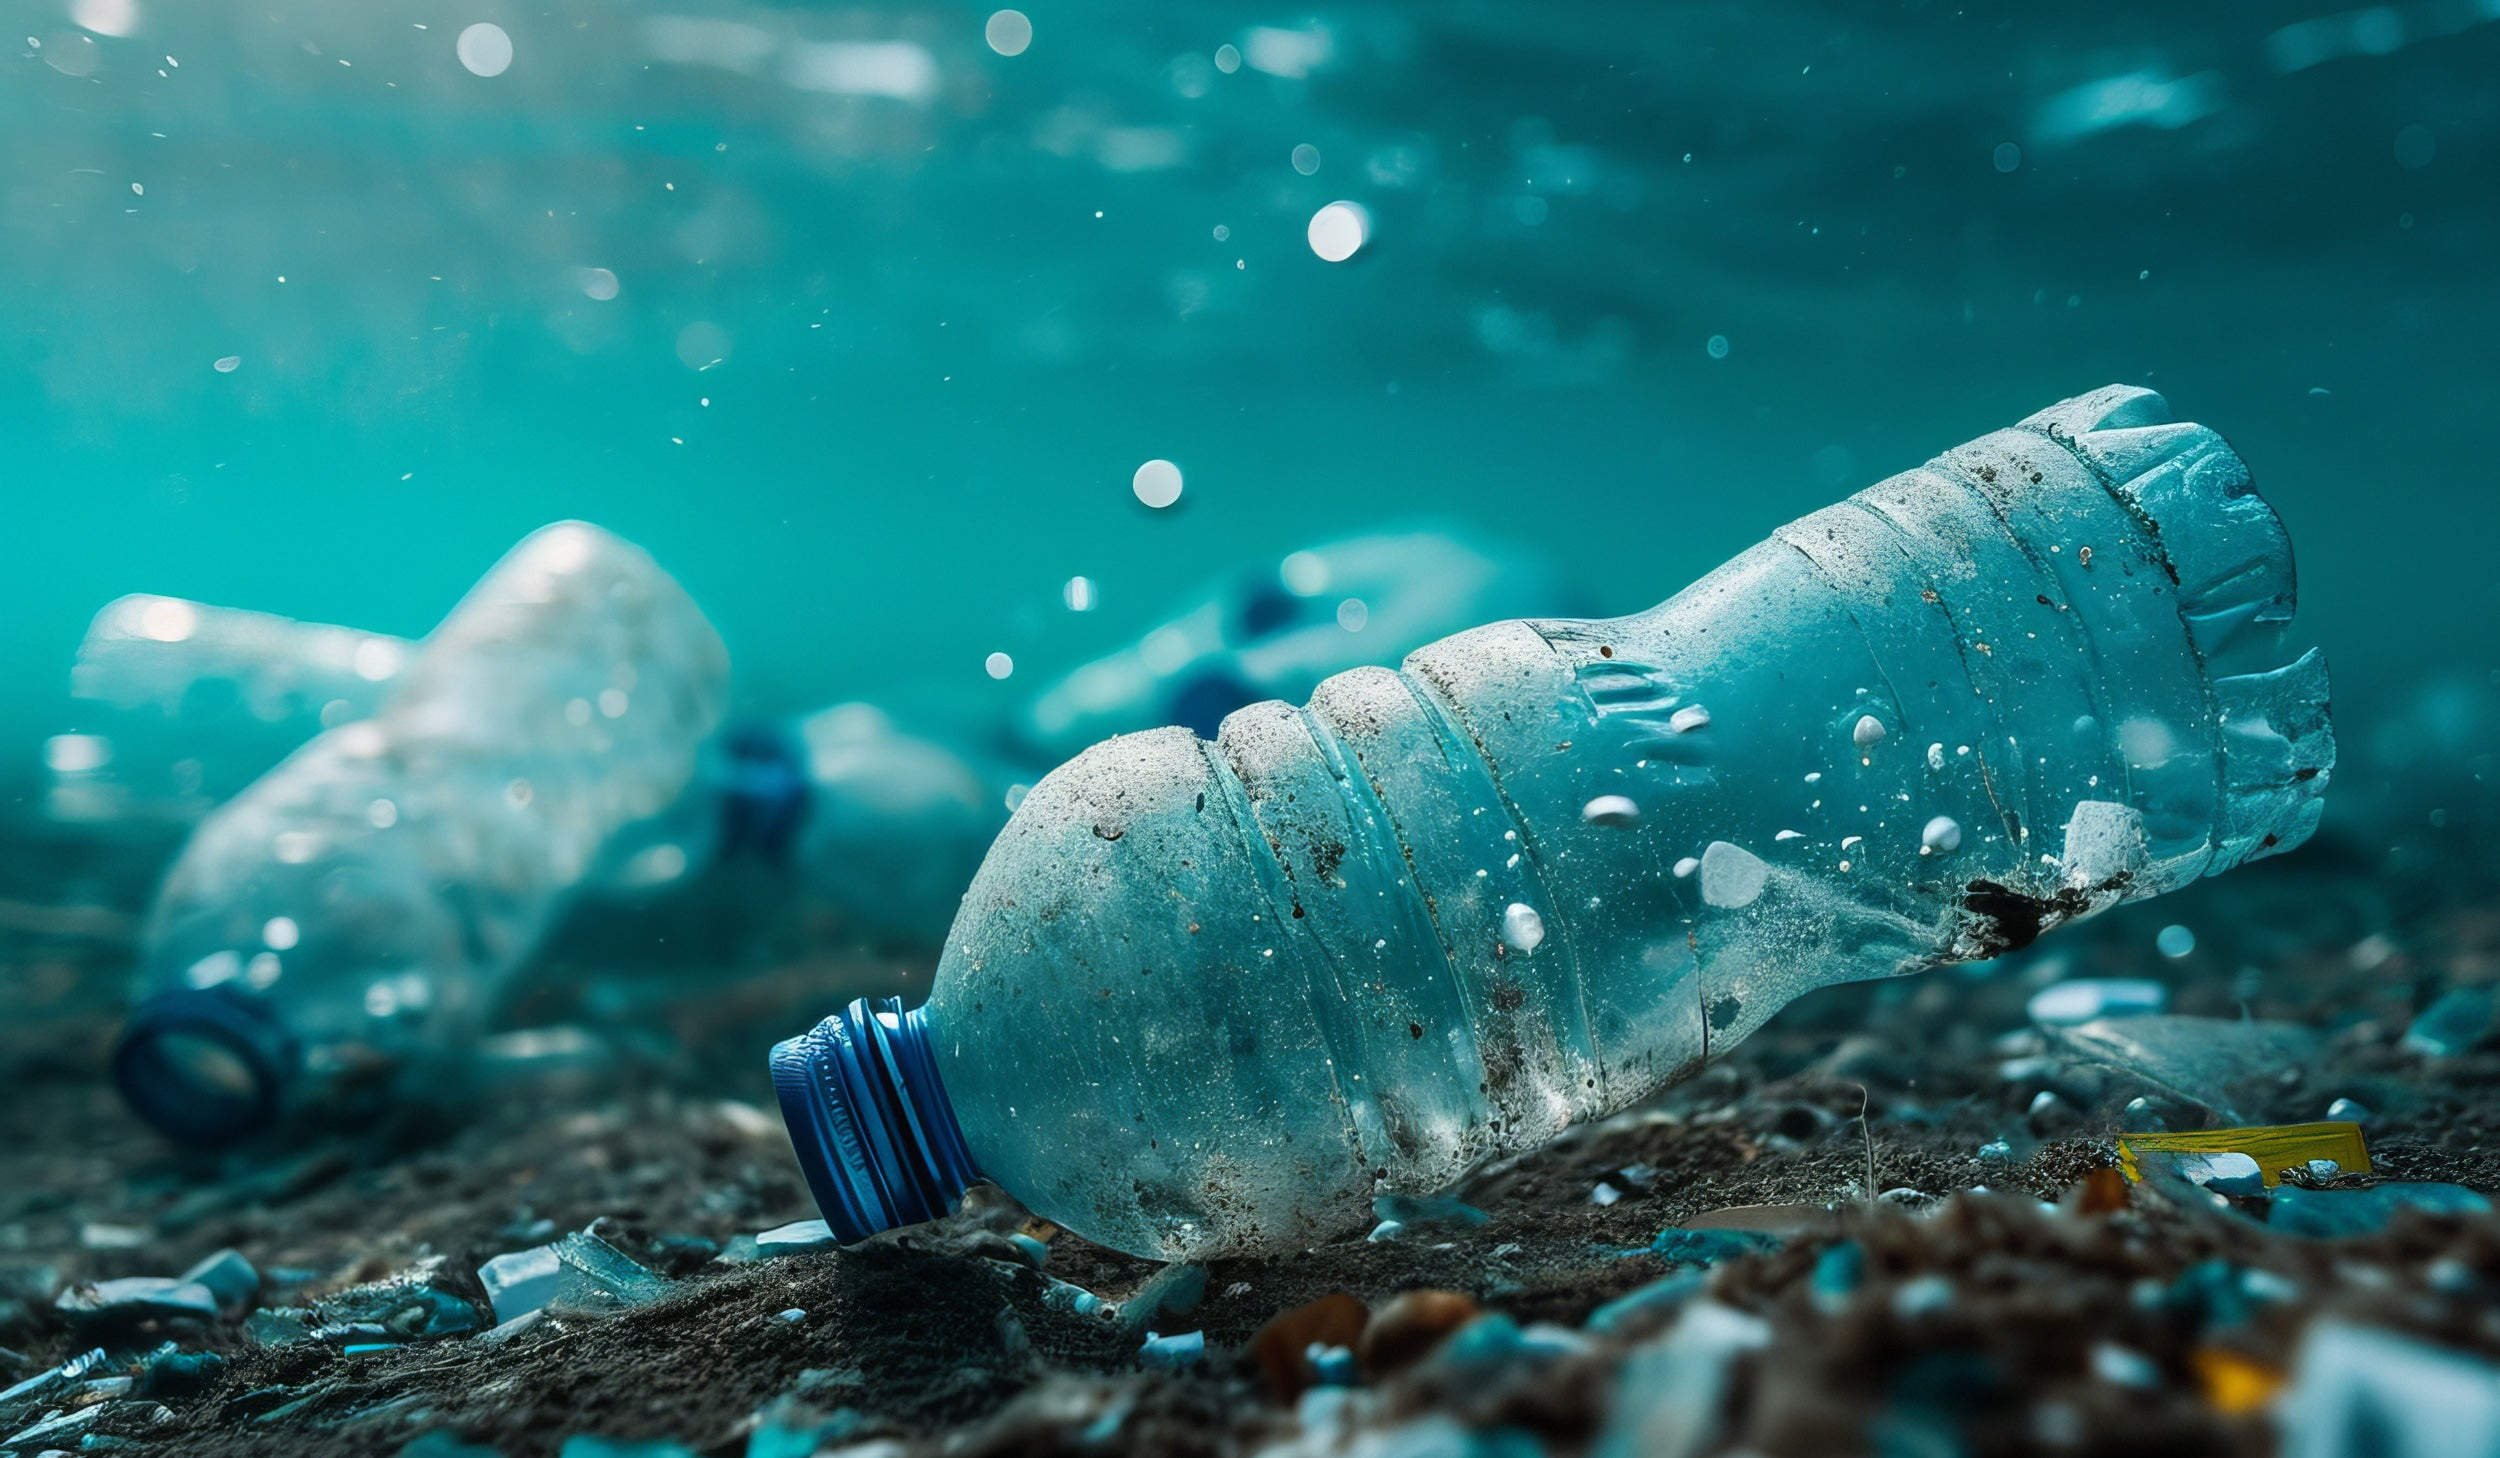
left=6, top=2, right=2496, bottom=797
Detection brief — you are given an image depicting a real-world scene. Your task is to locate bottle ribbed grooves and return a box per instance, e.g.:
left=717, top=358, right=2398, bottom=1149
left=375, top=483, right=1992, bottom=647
left=113, top=986, right=299, bottom=1144
left=769, top=997, right=981, bottom=1242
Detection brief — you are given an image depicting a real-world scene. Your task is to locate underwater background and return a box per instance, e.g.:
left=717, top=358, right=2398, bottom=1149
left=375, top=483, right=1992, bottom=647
left=5, top=0, right=2496, bottom=807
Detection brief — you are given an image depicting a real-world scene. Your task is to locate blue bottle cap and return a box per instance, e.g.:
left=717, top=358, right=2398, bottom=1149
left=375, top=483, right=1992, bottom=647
left=113, top=986, right=299, bottom=1143
left=769, top=997, right=981, bottom=1243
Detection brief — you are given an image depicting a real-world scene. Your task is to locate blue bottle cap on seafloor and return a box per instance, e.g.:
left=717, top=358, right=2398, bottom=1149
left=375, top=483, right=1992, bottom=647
left=113, top=985, right=300, bottom=1144
left=770, top=997, right=982, bottom=1243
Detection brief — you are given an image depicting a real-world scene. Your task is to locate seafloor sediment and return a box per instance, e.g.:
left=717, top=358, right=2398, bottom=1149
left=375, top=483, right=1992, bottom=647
left=5, top=806, right=2499, bottom=1457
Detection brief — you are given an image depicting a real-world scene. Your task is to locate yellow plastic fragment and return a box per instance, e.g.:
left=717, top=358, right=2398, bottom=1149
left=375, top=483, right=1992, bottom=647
left=2192, top=1346, right=2286, bottom=1415
left=2116, top=1121, right=2370, bottom=1188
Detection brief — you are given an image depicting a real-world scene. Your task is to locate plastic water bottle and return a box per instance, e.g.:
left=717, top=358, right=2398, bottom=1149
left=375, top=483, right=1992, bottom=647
left=772, top=387, right=2335, bottom=1259
left=114, top=522, right=730, bottom=1141
left=46, top=596, right=413, bottom=826
left=588, top=702, right=1013, bottom=946
left=1016, top=526, right=1580, bottom=764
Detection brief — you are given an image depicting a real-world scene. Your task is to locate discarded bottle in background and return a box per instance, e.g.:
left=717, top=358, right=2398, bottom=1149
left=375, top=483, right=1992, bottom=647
left=114, top=522, right=730, bottom=1142
left=1015, top=526, right=1581, bottom=765
left=775, top=387, right=2335, bottom=1259
left=45, top=597, right=414, bottom=827
left=587, top=701, right=1013, bottom=947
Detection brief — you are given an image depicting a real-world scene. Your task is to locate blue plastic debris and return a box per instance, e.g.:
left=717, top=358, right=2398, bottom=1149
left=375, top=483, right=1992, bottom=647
left=1039, top=1277, right=1110, bottom=1319
left=2402, top=988, right=2497, bottom=1059
left=2270, top=1182, right=2493, bottom=1238
left=1366, top=1221, right=1407, bottom=1244
left=744, top=1395, right=863, bottom=1458
left=1005, top=1233, right=1050, bottom=1268
left=478, top=1245, right=563, bottom=1325
left=771, top=387, right=2335, bottom=1260
left=2092, top=1342, right=2161, bottom=1388
left=1891, top=1275, right=1955, bottom=1319
left=398, top=1432, right=504, bottom=1458
left=2177, top=1151, right=2268, bottom=1199
left=557, top=1437, right=701, bottom=1458
left=1138, top=1329, right=1206, bottom=1371
left=2279, top=1320, right=2500, bottom=1458
left=2325, top=1097, right=2372, bottom=1122
left=1641, top=1228, right=1782, bottom=1267
left=2027, top=978, right=2168, bottom=1026
left=1583, top=1272, right=1707, bottom=1336
left=0, top=1346, right=109, bottom=1409
left=1811, top=1242, right=1865, bottom=1314
left=1304, top=1342, right=1358, bottom=1386
left=2306, top=1159, right=2344, bottom=1180
left=179, top=1248, right=260, bottom=1313
left=1118, top=1264, right=1208, bottom=1337
left=773, top=1308, right=806, bottom=1325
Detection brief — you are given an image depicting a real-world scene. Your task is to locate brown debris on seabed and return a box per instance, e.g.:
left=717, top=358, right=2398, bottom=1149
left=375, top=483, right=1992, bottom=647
left=10, top=811, right=2500, bottom=1457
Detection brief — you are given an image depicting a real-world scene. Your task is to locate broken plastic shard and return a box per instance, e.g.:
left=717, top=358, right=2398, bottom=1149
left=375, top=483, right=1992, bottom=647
left=773, top=388, right=2334, bottom=1259
left=2269, top=1182, right=2493, bottom=1239
left=0, top=1346, right=109, bottom=1410
left=55, top=1277, right=222, bottom=1332
left=1137, top=1329, right=1206, bottom=1370
left=1640, top=1228, right=1781, bottom=1267
left=2402, top=987, right=2497, bottom=1059
left=753, top=1219, right=838, bottom=1253
left=1583, top=1271, right=1706, bottom=1336
left=549, top=1230, right=669, bottom=1312
left=2048, top=1015, right=2324, bottom=1125
left=2026, top=978, right=2167, bottom=1026
left=179, top=1248, right=259, bottom=1313
left=476, top=1245, right=563, bottom=1325
left=2279, top=1321, right=2500, bottom=1458
left=2170, top=1151, right=2266, bottom=1198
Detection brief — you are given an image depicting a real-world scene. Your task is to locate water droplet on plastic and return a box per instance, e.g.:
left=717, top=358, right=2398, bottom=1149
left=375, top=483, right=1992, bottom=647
left=1668, top=704, right=1711, bottom=734
left=1581, top=795, right=1639, bottom=827
left=1307, top=201, right=1369, bottom=263
left=986, top=652, right=1016, bottom=680
left=1921, top=816, right=1963, bottom=854
left=1500, top=902, right=1545, bottom=953
left=1853, top=714, right=1888, bottom=749
left=984, top=10, right=1031, bottom=57
left=2156, top=924, right=2196, bottom=958
left=1132, top=458, right=1183, bottom=508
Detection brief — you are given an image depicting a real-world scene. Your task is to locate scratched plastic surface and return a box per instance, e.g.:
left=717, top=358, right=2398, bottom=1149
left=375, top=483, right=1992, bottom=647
left=920, top=387, right=2334, bottom=1259
left=116, top=522, right=728, bottom=1139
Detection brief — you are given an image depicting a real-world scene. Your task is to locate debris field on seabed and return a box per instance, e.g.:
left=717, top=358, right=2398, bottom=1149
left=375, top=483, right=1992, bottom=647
left=9, top=801, right=2500, bottom=1458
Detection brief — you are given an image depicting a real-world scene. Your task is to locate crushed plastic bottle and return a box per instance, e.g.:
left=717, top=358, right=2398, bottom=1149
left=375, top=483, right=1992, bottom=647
left=1015, top=525, right=1579, bottom=764
left=114, top=522, right=729, bottom=1142
left=772, top=388, right=2334, bottom=1259
left=47, top=596, right=411, bottom=825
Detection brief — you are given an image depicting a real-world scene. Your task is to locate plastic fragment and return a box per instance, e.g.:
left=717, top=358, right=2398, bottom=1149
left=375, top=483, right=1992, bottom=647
left=135, top=1347, right=226, bottom=1400
left=753, top=1219, right=837, bottom=1253
left=2325, top=1097, right=2371, bottom=1122
left=1892, top=1274, right=1955, bottom=1318
left=2191, top=1346, right=2286, bottom=1416
left=1252, top=1292, right=1370, bottom=1403
left=1005, top=1233, right=1050, bottom=1268
left=2278, top=1321, right=2500, bottom=1458
left=773, top=1308, right=806, bottom=1324
left=1640, top=1228, right=1782, bottom=1267
left=2402, top=987, right=2497, bottom=1058
left=1593, top=1301, right=1772, bottom=1458
left=1811, top=1242, right=1864, bottom=1314
left=549, top=1230, right=670, bottom=1312
left=3, top=1402, right=106, bottom=1448
left=2053, top=1016, right=2324, bottom=1125
left=1038, top=1277, right=1111, bottom=1320
left=2027, top=978, right=2167, bottom=1026
left=1138, top=1329, right=1205, bottom=1370
left=2174, top=1152, right=2267, bottom=1199
left=477, top=1245, right=563, bottom=1324
left=1304, top=1343, right=1357, bottom=1385
left=2269, top=1182, right=2492, bottom=1239
left=0, top=1347, right=109, bottom=1409
left=178, top=1249, right=260, bottom=1313
left=2093, top=1342, right=2161, bottom=1388
left=1118, top=1264, right=1207, bottom=1337
left=744, top=1394, right=864, bottom=1458
left=1365, top=1221, right=1405, bottom=1243
left=557, top=1436, right=702, bottom=1458
left=1583, top=1272, right=1706, bottom=1336
left=2118, top=1121, right=2369, bottom=1188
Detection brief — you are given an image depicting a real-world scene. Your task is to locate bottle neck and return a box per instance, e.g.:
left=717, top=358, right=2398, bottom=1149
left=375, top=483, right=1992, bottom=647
left=770, top=997, right=981, bottom=1241
left=114, top=985, right=300, bottom=1143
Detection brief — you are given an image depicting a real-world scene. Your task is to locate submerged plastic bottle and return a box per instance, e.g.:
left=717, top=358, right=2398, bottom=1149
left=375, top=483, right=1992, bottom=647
left=772, top=387, right=2335, bottom=1259
left=588, top=701, right=1014, bottom=946
left=115, top=523, right=729, bottom=1141
left=1016, top=526, right=1580, bottom=763
left=47, top=597, right=413, bottom=825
